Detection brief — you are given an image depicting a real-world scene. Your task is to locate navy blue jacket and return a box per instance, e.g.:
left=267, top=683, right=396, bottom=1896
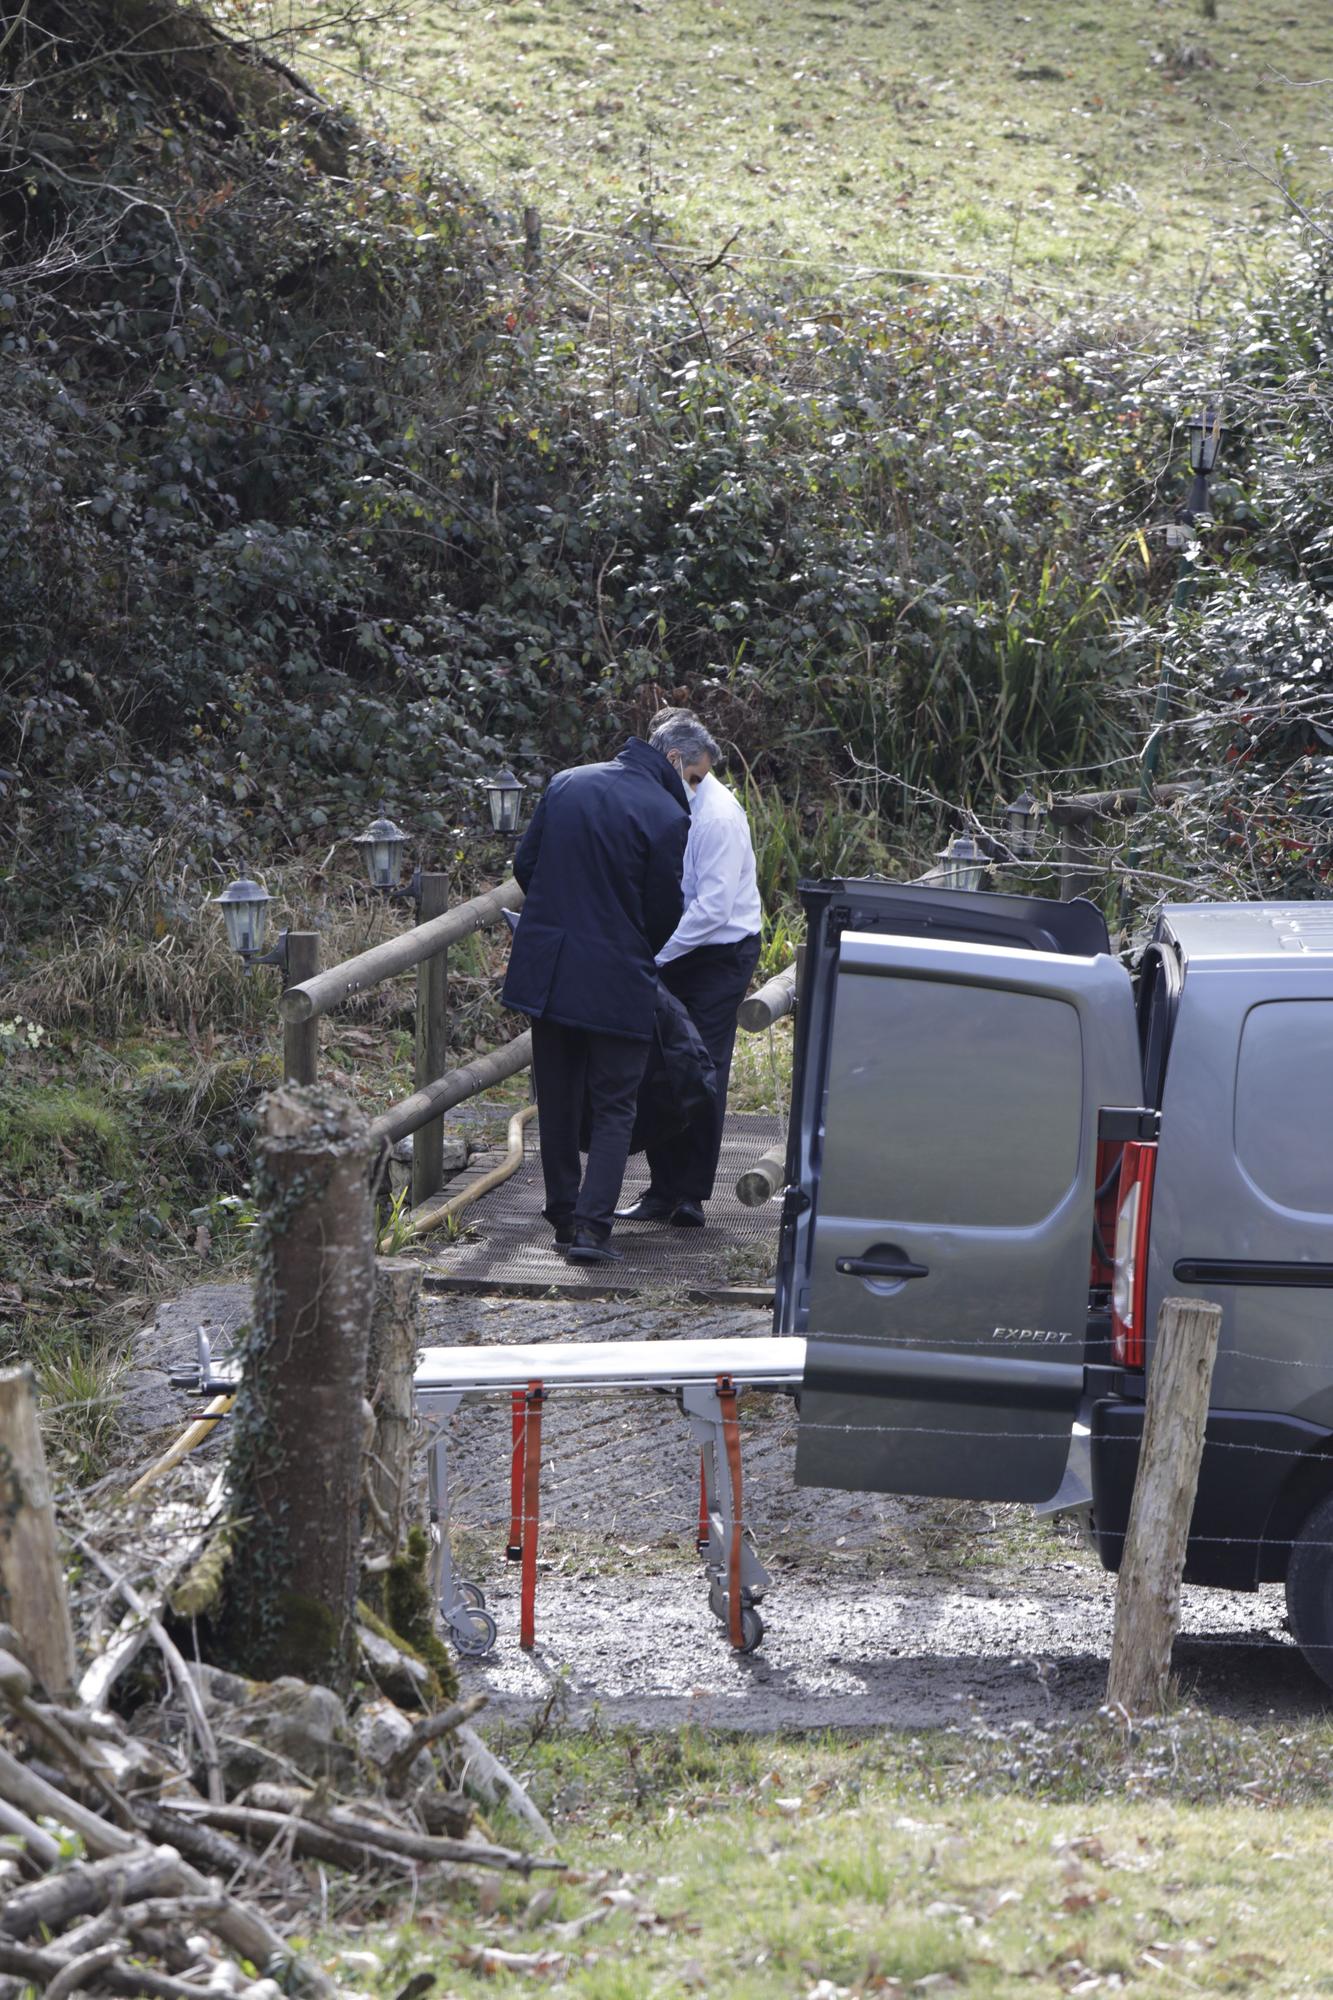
left=502, top=739, right=690, bottom=1041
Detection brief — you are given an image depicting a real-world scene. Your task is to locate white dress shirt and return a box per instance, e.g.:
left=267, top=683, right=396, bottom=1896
left=656, top=771, right=763, bottom=965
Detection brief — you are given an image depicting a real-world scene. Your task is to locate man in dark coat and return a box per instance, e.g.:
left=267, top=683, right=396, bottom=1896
left=501, top=736, right=692, bottom=1265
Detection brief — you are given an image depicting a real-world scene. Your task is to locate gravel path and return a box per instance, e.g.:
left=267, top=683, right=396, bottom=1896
left=126, top=1284, right=1322, bottom=1729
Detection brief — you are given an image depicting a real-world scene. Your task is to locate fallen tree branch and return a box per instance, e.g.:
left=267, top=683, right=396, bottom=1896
left=0, top=1745, right=332, bottom=1997
left=456, top=1722, right=555, bottom=1847
left=75, top=1539, right=226, bottom=1806
left=165, top=1799, right=561, bottom=1875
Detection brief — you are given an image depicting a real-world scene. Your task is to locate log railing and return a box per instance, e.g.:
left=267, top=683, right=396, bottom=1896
left=274, top=876, right=525, bottom=1205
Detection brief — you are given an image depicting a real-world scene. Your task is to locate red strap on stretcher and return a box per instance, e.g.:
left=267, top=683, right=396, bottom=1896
left=716, top=1374, right=745, bottom=1649
left=696, top=1454, right=710, bottom=1552
left=507, top=1389, right=525, bottom=1561
left=519, top=1382, right=544, bottom=1650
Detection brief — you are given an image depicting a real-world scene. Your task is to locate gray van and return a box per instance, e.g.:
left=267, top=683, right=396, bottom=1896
left=781, top=881, right=1333, bottom=1687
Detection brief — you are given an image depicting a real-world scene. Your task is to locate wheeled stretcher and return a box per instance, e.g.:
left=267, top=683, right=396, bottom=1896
left=171, top=1329, right=806, bottom=1662
left=415, top=1337, right=806, bottom=1659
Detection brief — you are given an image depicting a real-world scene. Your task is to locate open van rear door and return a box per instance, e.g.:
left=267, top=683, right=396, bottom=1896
left=783, top=882, right=1141, bottom=1504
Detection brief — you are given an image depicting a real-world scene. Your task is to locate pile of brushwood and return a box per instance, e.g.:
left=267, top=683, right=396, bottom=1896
left=0, top=1460, right=559, bottom=2000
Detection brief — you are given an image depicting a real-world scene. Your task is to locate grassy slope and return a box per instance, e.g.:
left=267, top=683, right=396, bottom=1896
left=310, top=0, right=1330, bottom=297
left=329, top=1725, right=1333, bottom=1996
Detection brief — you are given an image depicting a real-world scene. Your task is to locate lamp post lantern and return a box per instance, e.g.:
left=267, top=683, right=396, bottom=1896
left=213, top=876, right=274, bottom=959
left=1003, top=787, right=1047, bottom=861
left=354, top=815, right=411, bottom=893
left=1184, top=404, right=1221, bottom=526
left=482, top=768, right=524, bottom=837
left=936, top=834, right=987, bottom=892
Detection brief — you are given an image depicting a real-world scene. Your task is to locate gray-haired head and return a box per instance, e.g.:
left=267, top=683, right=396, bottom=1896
left=649, top=709, right=721, bottom=765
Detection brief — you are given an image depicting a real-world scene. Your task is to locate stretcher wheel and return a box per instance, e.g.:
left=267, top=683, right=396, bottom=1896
left=734, top=1606, right=765, bottom=1655
left=459, top=1581, right=486, bottom=1610
left=707, top=1579, right=726, bottom=1623
left=451, top=1608, right=497, bottom=1659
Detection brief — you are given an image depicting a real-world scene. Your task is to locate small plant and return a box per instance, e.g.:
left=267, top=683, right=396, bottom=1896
left=378, top=1184, right=414, bottom=1254
left=0, top=1016, right=48, bottom=1056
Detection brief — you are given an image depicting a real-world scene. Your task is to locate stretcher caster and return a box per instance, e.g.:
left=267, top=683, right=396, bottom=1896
left=735, top=1606, right=765, bottom=1655
left=450, top=1607, right=498, bottom=1658
left=458, top=1581, right=486, bottom=1610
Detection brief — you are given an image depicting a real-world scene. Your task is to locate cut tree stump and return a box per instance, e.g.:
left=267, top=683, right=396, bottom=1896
left=222, top=1086, right=376, bottom=1692
left=365, top=1257, right=424, bottom=1566
left=1106, top=1295, right=1223, bottom=1717
left=0, top=1366, right=76, bottom=1700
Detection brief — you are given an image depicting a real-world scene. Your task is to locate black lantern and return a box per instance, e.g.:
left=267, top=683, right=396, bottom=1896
left=1188, top=405, right=1221, bottom=475
left=935, top=834, right=987, bottom=892
left=354, top=815, right=410, bottom=892
left=482, top=768, right=524, bottom=836
left=213, top=876, right=273, bottom=958
left=1004, top=787, right=1047, bottom=861
left=1184, top=405, right=1222, bottom=524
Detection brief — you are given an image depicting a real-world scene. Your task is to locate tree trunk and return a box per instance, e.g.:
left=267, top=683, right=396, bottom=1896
left=1106, top=1296, right=1223, bottom=1717
left=0, top=1366, right=76, bottom=1700
left=363, top=1258, right=424, bottom=1581
left=222, top=1086, right=375, bottom=1691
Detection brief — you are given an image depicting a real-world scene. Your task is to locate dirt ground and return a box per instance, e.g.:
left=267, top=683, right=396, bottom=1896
left=424, top=1294, right=1324, bottom=1733
left=127, top=1284, right=1325, bottom=1731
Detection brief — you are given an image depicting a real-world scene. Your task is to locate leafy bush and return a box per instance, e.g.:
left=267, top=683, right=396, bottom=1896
left=1, top=0, right=1179, bottom=937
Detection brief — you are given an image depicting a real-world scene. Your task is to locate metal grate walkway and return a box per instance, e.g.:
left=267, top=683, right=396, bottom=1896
left=415, top=1112, right=784, bottom=1304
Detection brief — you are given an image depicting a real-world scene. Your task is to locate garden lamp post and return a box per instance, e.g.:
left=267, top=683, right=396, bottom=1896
left=935, top=833, right=987, bottom=891
left=213, top=875, right=290, bottom=971
left=354, top=814, right=411, bottom=893
left=354, top=814, right=425, bottom=913
left=1003, top=787, right=1047, bottom=861
left=481, top=767, right=524, bottom=838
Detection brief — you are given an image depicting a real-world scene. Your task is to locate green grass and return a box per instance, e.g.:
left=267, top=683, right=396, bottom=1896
left=301, top=0, right=1328, bottom=300
left=333, top=1718, right=1333, bottom=1996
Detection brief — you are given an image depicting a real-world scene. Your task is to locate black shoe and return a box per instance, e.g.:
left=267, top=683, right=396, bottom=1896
left=670, top=1199, right=706, bottom=1228
left=563, top=1229, right=625, bottom=1266
left=614, top=1191, right=677, bottom=1222
left=552, top=1219, right=576, bottom=1247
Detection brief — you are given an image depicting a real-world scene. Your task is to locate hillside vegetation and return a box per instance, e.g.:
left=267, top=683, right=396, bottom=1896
left=3, top=0, right=1333, bottom=1417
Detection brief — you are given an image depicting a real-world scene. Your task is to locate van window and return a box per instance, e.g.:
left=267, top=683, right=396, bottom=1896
left=1235, top=1001, right=1333, bottom=1217
left=820, top=975, right=1083, bottom=1228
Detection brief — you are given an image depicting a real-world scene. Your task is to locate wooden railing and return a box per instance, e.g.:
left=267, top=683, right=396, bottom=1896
left=275, top=875, right=525, bottom=1205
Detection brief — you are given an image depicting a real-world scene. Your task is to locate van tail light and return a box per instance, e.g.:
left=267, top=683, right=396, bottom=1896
left=1110, top=1141, right=1156, bottom=1369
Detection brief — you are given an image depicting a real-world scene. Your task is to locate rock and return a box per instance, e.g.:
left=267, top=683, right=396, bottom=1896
left=357, top=1622, right=431, bottom=1710
left=188, top=1664, right=358, bottom=1788
left=354, top=1695, right=433, bottom=1789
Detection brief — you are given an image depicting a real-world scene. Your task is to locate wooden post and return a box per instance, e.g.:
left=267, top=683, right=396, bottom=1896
left=1057, top=817, right=1098, bottom=902
left=412, top=873, right=450, bottom=1208
left=736, top=1143, right=787, bottom=1208
left=1106, top=1296, right=1223, bottom=1716
left=364, top=1258, right=424, bottom=1566
left=0, top=1367, right=76, bottom=1699
left=282, top=932, right=321, bottom=1085
left=222, top=1085, right=376, bottom=1691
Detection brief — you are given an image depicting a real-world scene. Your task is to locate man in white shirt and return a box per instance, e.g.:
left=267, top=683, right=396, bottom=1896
left=616, top=711, right=764, bottom=1228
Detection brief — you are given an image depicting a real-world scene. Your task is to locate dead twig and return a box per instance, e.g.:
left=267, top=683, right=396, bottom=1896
left=382, top=1691, right=487, bottom=1792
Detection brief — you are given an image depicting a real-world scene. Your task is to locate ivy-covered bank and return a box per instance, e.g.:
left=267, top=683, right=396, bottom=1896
left=1, top=0, right=1223, bottom=941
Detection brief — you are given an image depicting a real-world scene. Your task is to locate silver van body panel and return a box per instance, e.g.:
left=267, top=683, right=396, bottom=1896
left=1145, top=945, right=1333, bottom=1435
left=793, top=930, right=1140, bottom=1503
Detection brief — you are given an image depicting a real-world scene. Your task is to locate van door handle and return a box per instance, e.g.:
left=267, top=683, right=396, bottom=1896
left=836, top=1255, right=930, bottom=1280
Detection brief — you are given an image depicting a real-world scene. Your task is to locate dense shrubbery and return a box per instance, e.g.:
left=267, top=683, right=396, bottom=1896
left=1, top=0, right=1190, bottom=935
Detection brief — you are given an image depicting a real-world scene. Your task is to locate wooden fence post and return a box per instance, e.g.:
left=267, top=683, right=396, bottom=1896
left=222, top=1085, right=376, bottom=1691
left=282, top=932, right=321, bottom=1085
left=0, top=1367, right=76, bottom=1699
left=412, top=873, right=450, bottom=1209
left=1106, top=1295, right=1223, bottom=1716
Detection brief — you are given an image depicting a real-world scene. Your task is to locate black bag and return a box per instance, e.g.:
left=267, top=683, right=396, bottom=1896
left=577, top=981, right=717, bottom=1156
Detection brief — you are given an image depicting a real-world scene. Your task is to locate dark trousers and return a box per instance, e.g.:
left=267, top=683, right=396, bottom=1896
left=646, top=935, right=762, bottom=1205
left=530, top=1017, right=648, bottom=1241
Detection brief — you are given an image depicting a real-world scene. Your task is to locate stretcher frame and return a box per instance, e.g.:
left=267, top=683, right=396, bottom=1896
left=414, top=1337, right=806, bottom=1657
left=175, top=1330, right=806, bottom=1660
